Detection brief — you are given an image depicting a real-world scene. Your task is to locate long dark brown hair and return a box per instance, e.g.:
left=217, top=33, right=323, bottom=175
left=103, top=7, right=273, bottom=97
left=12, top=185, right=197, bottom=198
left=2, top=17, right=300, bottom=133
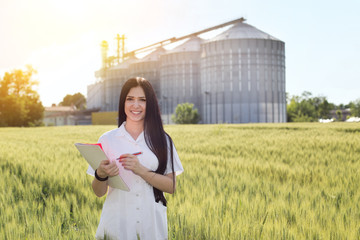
left=118, top=77, right=175, bottom=206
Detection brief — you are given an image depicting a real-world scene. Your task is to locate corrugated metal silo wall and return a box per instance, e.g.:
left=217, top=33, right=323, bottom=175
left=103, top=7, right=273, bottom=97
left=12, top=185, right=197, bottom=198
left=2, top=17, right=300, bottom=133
left=87, top=81, right=104, bottom=110
left=103, top=68, right=129, bottom=112
left=160, top=51, right=201, bottom=123
left=129, top=61, right=162, bottom=104
left=201, top=38, right=286, bottom=123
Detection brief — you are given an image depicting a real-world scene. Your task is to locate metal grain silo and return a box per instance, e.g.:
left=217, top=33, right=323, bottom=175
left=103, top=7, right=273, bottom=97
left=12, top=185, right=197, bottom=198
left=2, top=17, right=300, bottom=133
left=129, top=47, right=165, bottom=99
left=87, top=81, right=103, bottom=110
left=160, top=36, right=202, bottom=124
left=103, top=56, right=137, bottom=111
left=201, top=21, right=286, bottom=123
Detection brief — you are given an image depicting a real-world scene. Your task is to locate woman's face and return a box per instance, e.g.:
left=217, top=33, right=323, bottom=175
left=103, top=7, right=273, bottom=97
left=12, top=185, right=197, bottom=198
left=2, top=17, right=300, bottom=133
left=124, top=86, right=146, bottom=124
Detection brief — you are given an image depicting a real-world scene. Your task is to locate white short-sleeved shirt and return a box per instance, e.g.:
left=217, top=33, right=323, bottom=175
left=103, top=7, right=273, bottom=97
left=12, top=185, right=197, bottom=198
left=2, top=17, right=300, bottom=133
left=87, top=122, right=183, bottom=240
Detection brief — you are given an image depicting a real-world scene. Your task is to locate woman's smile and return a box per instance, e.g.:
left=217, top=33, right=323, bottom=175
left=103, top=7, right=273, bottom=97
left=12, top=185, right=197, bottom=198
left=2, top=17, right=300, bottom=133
left=125, top=86, right=146, bottom=123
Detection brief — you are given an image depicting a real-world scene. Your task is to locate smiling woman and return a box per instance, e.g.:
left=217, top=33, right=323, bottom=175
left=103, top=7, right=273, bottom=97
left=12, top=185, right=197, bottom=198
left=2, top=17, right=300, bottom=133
left=124, top=86, right=147, bottom=124
left=87, top=77, right=184, bottom=239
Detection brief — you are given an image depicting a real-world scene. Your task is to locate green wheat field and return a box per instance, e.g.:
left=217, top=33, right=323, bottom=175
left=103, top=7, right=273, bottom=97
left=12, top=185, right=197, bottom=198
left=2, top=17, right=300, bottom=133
left=1, top=123, right=360, bottom=239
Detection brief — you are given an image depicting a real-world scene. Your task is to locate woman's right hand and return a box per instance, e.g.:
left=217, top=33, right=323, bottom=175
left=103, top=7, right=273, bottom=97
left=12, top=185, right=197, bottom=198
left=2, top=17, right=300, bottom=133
left=96, top=160, right=119, bottom=178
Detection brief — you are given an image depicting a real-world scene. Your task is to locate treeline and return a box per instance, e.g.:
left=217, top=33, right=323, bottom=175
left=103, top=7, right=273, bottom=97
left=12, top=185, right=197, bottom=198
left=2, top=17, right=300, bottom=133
left=59, top=92, right=86, bottom=110
left=0, top=66, right=86, bottom=127
left=1, top=66, right=359, bottom=126
left=287, top=91, right=360, bottom=122
left=0, top=66, right=44, bottom=127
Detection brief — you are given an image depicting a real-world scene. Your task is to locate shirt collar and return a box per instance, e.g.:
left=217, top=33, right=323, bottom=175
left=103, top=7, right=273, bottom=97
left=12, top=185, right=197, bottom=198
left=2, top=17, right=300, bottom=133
left=117, top=121, right=145, bottom=142
left=116, top=122, right=127, bottom=137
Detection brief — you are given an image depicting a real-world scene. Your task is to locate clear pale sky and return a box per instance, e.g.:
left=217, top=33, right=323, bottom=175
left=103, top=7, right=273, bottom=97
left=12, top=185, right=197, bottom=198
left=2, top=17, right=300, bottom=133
left=1, top=0, right=359, bottom=106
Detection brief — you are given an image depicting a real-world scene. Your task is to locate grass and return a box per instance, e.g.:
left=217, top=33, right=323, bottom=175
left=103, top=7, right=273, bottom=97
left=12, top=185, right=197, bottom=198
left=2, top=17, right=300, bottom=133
left=0, top=123, right=359, bottom=239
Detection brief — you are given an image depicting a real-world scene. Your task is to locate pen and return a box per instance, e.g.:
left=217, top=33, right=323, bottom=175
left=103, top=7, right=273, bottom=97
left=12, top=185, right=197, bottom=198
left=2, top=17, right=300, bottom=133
left=116, top=152, right=142, bottom=160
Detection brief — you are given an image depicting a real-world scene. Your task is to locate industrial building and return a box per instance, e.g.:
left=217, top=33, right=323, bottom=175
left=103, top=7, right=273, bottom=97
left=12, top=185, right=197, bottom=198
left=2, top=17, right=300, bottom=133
left=87, top=18, right=286, bottom=124
left=43, top=105, right=93, bottom=126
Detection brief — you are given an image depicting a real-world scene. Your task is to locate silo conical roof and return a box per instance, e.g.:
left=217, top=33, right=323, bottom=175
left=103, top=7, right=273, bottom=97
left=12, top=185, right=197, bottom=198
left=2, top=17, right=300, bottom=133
left=112, top=56, right=138, bottom=69
left=167, top=36, right=203, bottom=53
left=209, top=21, right=281, bottom=41
left=137, top=47, right=166, bottom=62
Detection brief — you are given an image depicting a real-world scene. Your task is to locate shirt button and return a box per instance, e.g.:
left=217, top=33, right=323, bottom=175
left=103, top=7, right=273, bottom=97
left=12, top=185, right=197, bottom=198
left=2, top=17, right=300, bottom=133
left=137, top=221, right=140, bottom=223
left=136, top=207, right=140, bottom=210
left=136, top=180, right=139, bottom=183
left=136, top=194, right=139, bottom=197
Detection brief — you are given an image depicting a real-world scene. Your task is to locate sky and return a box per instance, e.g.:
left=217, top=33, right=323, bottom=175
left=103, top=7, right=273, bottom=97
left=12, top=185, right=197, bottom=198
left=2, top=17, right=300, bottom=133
left=0, top=0, right=359, bottom=106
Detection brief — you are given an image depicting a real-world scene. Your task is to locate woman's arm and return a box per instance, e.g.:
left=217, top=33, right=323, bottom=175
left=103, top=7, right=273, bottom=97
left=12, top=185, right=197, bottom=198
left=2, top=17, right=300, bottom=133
left=92, top=177, right=108, bottom=197
left=119, top=154, right=176, bottom=194
left=140, top=171, right=175, bottom=194
left=91, top=160, right=119, bottom=197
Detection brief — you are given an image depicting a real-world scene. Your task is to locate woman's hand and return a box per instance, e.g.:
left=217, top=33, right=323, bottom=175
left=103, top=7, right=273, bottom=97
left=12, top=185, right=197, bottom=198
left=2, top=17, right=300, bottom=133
left=119, top=154, right=176, bottom=193
left=96, top=159, right=119, bottom=178
left=119, top=154, right=147, bottom=175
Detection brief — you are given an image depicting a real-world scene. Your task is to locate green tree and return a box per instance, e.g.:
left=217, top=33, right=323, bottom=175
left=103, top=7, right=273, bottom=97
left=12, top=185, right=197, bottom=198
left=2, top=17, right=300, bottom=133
left=336, top=109, right=343, bottom=121
left=349, top=98, right=360, bottom=117
left=0, top=66, right=44, bottom=127
left=287, top=94, right=316, bottom=122
left=311, top=96, right=333, bottom=119
left=59, top=92, right=86, bottom=109
left=172, top=102, right=200, bottom=124
left=287, top=92, right=335, bottom=122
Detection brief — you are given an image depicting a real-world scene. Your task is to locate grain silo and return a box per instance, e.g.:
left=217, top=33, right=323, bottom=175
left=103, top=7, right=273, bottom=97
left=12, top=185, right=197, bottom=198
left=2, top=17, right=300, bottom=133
left=88, top=18, right=286, bottom=124
left=87, top=81, right=103, bottom=110
left=129, top=47, right=166, bottom=99
left=160, top=36, right=203, bottom=123
left=103, top=56, right=137, bottom=111
left=201, top=20, right=286, bottom=123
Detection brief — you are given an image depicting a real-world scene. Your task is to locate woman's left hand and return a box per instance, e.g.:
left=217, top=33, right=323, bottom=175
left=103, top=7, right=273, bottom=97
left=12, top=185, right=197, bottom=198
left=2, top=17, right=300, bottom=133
left=118, top=154, right=147, bottom=175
